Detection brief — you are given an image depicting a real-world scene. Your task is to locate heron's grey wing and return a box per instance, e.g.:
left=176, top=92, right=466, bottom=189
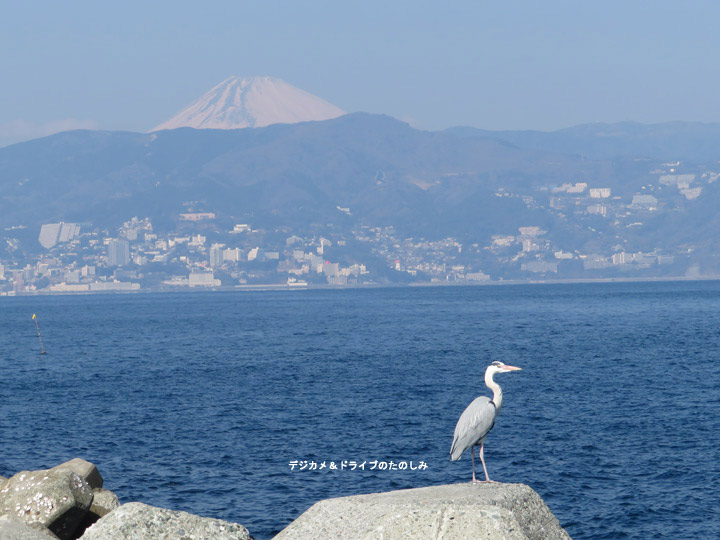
left=450, top=396, right=497, bottom=461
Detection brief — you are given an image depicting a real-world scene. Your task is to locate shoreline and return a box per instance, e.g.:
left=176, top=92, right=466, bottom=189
left=2, top=274, right=720, bottom=297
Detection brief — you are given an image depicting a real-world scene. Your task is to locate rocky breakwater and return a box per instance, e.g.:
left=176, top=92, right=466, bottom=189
left=0, top=459, right=251, bottom=540
left=274, top=482, right=572, bottom=540
left=3, top=459, right=571, bottom=540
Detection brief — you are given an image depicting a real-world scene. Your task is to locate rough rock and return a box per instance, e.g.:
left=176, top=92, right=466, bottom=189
left=51, top=459, right=103, bottom=490
left=273, top=482, right=571, bottom=540
left=0, top=469, right=93, bottom=540
left=80, top=502, right=251, bottom=540
left=75, top=488, right=122, bottom=536
left=88, top=489, right=119, bottom=519
left=0, top=514, right=60, bottom=539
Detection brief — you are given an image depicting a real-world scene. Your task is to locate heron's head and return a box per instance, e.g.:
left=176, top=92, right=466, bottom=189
left=488, top=361, right=522, bottom=375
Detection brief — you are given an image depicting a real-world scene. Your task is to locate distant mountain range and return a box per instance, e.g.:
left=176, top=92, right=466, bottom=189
left=0, top=113, right=600, bottom=232
left=447, top=121, right=720, bottom=162
left=151, top=76, right=345, bottom=131
left=2, top=112, right=720, bottom=274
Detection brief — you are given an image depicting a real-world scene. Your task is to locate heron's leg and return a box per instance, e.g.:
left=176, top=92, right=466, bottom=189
left=471, top=445, right=477, bottom=482
left=479, top=443, right=494, bottom=483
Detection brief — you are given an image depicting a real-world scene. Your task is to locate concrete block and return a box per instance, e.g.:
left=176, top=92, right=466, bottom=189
left=0, top=514, right=59, bottom=539
left=51, top=459, right=103, bottom=490
left=80, top=502, right=251, bottom=540
left=273, top=483, right=571, bottom=540
left=0, top=469, right=92, bottom=540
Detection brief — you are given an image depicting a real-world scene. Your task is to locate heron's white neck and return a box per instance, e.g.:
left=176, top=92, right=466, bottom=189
left=485, top=370, right=503, bottom=412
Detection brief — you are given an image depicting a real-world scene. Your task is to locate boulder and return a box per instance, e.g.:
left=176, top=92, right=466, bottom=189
left=273, top=482, right=571, bottom=540
left=0, top=469, right=93, bottom=540
left=88, top=489, right=119, bottom=519
left=75, top=488, right=122, bottom=536
left=80, top=502, right=251, bottom=540
left=51, top=459, right=103, bottom=490
left=0, top=514, right=59, bottom=539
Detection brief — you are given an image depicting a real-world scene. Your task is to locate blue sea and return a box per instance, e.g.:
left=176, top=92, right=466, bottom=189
left=1, top=282, right=719, bottom=539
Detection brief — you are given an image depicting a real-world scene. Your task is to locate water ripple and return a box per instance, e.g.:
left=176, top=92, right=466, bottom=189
left=1, top=282, right=720, bottom=539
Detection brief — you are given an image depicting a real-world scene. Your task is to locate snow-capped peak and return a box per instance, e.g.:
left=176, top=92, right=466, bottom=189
left=151, top=76, right=345, bottom=131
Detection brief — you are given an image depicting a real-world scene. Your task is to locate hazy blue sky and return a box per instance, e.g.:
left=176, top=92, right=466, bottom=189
left=2, top=0, right=720, bottom=145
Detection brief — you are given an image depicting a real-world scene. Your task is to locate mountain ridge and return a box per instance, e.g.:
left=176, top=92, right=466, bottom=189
left=0, top=113, right=602, bottom=243
left=445, top=120, right=720, bottom=161
left=3, top=113, right=720, bottom=278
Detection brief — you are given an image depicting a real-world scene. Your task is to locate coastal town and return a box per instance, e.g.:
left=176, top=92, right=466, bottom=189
left=1, top=163, right=713, bottom=295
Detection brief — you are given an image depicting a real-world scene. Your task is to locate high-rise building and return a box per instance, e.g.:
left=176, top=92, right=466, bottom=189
left=58, top=223, right=80, bottom=243
left=209, top=244, right=224, bottom=267
left=247, top=247, right=261, bottom=261
left=108, top=239, right=130, bottom=266
left=38, top=223, right=62, bottom=249
left=223, top=248, right=242, bottom=263
left=38, top=222, right=80, bottom=249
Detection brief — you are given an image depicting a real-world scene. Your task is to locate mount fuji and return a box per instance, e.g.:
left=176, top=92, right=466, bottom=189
left=151, top=76, right=346, bottom=131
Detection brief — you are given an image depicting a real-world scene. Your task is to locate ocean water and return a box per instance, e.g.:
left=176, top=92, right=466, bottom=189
left=1, top=282, right=719, bottom=539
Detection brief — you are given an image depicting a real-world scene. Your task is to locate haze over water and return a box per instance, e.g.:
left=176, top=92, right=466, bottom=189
left=1, top=282, right=719, bottom=539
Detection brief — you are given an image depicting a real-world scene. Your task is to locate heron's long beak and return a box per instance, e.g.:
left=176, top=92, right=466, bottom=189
left=502, top=365, right=522, bottom=371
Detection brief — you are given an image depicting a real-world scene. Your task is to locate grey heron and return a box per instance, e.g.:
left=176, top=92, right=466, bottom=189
left=450, top=360, right=522, bottom=482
